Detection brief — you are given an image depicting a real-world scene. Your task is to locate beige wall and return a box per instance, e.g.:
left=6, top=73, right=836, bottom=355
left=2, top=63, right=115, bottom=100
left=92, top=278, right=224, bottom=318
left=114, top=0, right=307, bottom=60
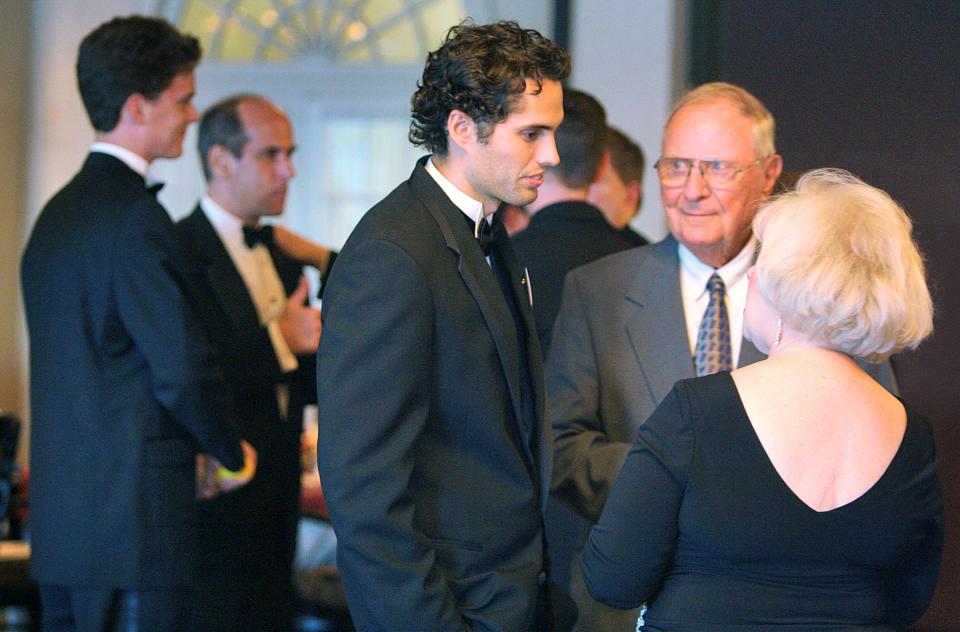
left=1, top=1, right=29, bottom=458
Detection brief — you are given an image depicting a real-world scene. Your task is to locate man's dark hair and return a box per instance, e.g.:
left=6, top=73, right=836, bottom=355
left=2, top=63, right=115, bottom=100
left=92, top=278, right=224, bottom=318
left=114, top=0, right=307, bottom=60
left=606, top=126, right=645, bottom=185
left=77, top=15, right=201, bottom=132
left=197, top=94, right=262, bottom=181
left=409, top=20, right=570, bottom=156
left=553, top=89, right=607, bottom=189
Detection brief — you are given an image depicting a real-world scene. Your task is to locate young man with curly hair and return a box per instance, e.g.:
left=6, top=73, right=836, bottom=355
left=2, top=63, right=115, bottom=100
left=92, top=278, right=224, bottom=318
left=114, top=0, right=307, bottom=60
left=316, top=20, right=570, bottom=632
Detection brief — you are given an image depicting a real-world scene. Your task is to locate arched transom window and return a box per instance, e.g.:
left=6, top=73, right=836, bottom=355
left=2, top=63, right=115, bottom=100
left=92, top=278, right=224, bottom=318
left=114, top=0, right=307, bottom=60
left=160, top=0, right=467, bottom=62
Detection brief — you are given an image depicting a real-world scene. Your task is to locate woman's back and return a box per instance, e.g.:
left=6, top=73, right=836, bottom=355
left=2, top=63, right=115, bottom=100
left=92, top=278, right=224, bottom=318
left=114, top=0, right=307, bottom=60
left=731, top=349, right=905, bottom=513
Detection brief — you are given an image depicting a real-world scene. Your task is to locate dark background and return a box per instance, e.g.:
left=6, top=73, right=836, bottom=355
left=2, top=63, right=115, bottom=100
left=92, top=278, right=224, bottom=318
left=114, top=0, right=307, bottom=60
left=690, top=1, right=959, bottom=627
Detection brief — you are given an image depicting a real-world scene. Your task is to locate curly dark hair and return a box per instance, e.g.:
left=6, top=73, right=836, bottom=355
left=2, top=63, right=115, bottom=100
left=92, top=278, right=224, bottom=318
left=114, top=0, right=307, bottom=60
left=77, top=15, right=201, bottom=132
left=409, top=20, right=570, bottom=156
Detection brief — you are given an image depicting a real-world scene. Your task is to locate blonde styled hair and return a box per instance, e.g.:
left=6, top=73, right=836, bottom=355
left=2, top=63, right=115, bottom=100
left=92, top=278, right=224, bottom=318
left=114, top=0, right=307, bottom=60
left=752, top=168, right=933, bottom=361
left=666, top=82, right=777, bottom=158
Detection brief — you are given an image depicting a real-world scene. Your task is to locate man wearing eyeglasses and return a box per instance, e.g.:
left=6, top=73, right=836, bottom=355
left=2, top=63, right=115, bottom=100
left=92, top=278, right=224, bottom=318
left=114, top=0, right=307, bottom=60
left=546, top=82, right=896, bottom=629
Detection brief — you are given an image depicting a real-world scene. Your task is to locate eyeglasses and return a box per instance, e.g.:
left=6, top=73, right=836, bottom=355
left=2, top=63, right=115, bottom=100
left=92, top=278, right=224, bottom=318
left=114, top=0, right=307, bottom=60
left=654, top=156, right=766, bottom=189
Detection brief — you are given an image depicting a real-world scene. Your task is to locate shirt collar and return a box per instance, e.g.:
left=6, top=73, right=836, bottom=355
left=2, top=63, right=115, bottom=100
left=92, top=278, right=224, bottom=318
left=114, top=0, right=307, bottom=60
left=425, top=156, right=489, bottom=234
left=201, top=194, right=247, bottom=240
left=89, top=142, right=150, bottom=179
left=679, top=235, right=757, bottom=301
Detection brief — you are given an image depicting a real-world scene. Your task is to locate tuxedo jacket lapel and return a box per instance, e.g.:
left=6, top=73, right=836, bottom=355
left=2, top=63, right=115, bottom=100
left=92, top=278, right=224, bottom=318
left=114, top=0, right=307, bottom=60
left=624, top=236, right=696, bottom=407
left=182, top=207, right=262, bottom=335
left=498, top=238, right=550, bottom=500
left=491, top=229, right=550, bottom=500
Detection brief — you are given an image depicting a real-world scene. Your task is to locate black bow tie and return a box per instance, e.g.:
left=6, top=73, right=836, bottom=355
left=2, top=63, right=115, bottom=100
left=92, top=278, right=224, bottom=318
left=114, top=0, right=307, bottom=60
left=242, top=224, right=275, bottom=249
left=465, top=213, right=504, bottom=256
left=146, top=182, right=165, bottom=197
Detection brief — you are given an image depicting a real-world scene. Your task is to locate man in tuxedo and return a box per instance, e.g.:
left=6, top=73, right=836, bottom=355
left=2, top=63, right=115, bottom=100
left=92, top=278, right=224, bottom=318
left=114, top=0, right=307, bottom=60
left=316, top=21, right=570, bottom=632
left=588, top=126, right=650, bottom=247
left=21, top=16, right=253, bottom=631
left=512, top=89, right=640, bottom=355
left=548, top=82, right=896, bottom=630
left=176, top=94, right=325, bottom=630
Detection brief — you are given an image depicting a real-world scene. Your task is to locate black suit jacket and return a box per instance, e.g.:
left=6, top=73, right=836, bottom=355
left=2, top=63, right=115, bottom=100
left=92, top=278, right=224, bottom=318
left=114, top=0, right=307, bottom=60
left=176, top=206, right=315, bottom=574
left=317, top=157, right=549, bottom=631
left=511, top=201, right=641, bottom=355
left=619, top=226, right=650, bottom=247
left=21, top=153, right=243, bottom=589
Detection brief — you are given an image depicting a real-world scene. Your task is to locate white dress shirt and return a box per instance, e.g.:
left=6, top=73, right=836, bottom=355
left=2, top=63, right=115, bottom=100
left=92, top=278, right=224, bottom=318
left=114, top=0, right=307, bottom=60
left=425, top=157, right=490, bottom=234
left=200, top=195, right=298, bottom=375
left=678, top=237, right=756, bottom=368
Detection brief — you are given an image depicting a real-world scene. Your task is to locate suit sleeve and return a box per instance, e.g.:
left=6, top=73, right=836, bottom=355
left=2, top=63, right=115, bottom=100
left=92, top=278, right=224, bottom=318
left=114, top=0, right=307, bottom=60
left=581, top=384, right=694, bottom=608
left=112, top=201, right=243, bottom=470
left=548, top=271, right=632, bottom=522
left=316, top=237, right=471, bottom=632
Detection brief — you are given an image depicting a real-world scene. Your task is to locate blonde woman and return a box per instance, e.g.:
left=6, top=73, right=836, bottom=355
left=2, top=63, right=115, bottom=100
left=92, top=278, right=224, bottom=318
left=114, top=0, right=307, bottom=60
left=582, top=169, right=942, bottom=630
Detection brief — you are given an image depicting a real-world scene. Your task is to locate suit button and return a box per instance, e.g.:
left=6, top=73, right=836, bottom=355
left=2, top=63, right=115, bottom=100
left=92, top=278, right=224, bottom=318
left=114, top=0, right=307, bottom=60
left=537, top=571, right=546, bottom=586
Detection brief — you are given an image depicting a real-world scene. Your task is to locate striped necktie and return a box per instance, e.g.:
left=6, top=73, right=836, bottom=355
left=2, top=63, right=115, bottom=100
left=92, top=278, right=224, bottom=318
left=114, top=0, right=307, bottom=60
left=695, top=273, right=732, bottom=376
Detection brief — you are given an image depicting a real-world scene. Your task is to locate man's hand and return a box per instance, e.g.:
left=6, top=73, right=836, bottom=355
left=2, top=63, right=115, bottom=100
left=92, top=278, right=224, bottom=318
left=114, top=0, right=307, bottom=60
left=278, top=276, right=322, bottom=354
left=196, top=440, right=258, bottom=500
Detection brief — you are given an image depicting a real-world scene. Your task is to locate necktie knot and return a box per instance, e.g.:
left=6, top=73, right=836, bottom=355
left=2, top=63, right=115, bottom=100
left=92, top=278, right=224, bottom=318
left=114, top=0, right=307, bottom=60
left=695, top=272, right=732, bottom=376
left=243, top=224, right=275, bottom=249
left=707, top=273, right=725, bottom=297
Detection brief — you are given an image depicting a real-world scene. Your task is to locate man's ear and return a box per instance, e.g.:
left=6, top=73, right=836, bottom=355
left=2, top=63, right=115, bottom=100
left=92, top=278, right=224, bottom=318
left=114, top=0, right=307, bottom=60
left=591, top=151, right=611, bottom=185
left=762, top=154, right=784, bottom=195
left=446, top=109, right=476, bottom=152
left=626, top=179, right=643, bottom=212
left=119, top=92, right=148, bottom=127
left=207, top=145, right=234, bottom=180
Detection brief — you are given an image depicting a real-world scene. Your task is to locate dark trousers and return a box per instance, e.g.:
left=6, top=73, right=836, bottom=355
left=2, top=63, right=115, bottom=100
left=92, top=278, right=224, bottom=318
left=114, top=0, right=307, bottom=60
left=39, top=584, right=191, bottom=632
left=188, top=569, right=294, bottom=632
left=536, top=580, right=578, bottom=632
